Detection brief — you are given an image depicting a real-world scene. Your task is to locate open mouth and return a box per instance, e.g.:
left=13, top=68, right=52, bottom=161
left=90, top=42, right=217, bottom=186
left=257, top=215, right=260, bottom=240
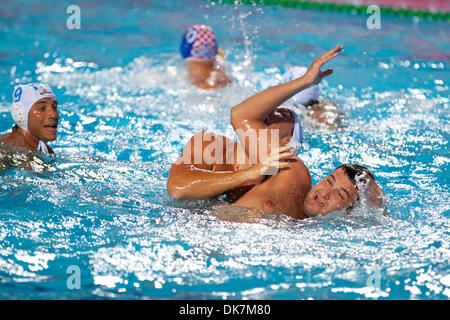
left=44, top=124, right=58, bottom=133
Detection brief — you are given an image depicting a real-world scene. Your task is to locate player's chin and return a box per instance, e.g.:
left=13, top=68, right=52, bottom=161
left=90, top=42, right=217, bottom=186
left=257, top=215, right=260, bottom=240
left=303, top=197, right=319, bottom=218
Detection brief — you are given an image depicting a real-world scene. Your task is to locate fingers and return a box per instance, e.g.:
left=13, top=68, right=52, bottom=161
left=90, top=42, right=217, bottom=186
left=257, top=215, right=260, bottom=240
left=266, top=145, right=291, bottom=158
left=324, top=45, right=343, bottom=58
left=316, top=45, right=343, bottom=65
left=274, top=145, right=293, bottom=153
left=277, top=151, right=295, bottom=159
left=265, top=152, right=294, bottom=164
left=269, top=152, right=294, bottom=164
left=217, top=47, right=225, bottom=58
left=261, top=145, right=295, bottom=170
left=276, top=161, right=291, bottom=169
left=330, top=45, right=344, bottom=55
left=267, top=146, right=294, bottom=161
left=260, top=158, right=290, bottom=175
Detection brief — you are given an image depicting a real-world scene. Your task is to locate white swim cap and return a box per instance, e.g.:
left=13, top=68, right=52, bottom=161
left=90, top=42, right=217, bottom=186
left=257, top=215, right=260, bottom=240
left=10, top=83, right=56, bottom=154
left=282, top=66, right=319, bottom=105
left=285, top=111, right=303, bottom=153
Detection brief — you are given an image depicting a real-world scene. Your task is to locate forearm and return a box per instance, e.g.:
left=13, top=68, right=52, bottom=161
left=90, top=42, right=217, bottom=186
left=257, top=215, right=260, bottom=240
left=230, top=45, right=343, bottom=126
left=168, top=167, right=258, bottom=200
left=230, top=76, right=311, bottom=124
left=229, top=77, right=311, bottom=161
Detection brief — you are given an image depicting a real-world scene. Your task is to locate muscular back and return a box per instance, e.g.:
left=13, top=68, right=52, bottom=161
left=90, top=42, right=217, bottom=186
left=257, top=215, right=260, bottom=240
left=167, top=131, right=262, bottom=201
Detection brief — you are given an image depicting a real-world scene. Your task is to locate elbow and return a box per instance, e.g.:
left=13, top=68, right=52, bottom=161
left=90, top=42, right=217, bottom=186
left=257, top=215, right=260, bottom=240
left=169, top=191, right=184, bottom=201
left=167, top=179, right=200, bottom=201
left=167, top=183, right=187, bottom=201
left=230, top=106, right=240, bottom=130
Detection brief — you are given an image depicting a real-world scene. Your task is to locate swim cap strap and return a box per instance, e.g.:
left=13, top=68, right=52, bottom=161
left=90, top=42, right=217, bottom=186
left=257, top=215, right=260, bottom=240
left=37, top=140, right=49, bottom=155
left=286, top=112, right=304, bottom=153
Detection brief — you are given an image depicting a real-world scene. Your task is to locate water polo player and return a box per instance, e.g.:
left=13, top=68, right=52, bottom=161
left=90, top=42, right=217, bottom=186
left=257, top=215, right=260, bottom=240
left=0, top=83, right=59, bottom=155
left=167, top=105, right=303, bottom=203
left=282, top=65, right=344, bottom=128
left=168, top=45, right=384, bottom=219
left=180, top=24, right=233, bottom=90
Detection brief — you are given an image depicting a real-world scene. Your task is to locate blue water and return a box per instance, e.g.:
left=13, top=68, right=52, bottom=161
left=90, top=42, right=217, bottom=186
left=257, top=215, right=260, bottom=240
left=0, top=0, right=449, bottom=299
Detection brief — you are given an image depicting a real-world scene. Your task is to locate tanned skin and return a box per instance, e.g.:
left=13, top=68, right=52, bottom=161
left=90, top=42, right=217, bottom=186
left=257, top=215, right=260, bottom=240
left=169, top=46, right=384, bottom=220
left=229, top=46, right=344, bottom=219
left=0, top=97, right=59, bottom=154
left=186, top=55, right=233, bottom=90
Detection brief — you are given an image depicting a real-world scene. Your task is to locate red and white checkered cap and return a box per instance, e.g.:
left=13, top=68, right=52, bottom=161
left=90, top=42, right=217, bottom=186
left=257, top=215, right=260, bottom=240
left=188, top=24, right=217, bottom=61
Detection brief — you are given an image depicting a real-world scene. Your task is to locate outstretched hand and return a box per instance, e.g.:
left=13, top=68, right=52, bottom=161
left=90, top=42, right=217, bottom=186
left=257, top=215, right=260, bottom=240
left=258, top=145, right=294, bottom=176
left=241, top=145, right=294, bottom=185
left=303, top=45, right=343, bottom=86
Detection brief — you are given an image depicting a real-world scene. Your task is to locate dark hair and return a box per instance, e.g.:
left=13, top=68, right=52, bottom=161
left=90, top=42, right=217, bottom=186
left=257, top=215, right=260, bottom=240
left=263, top=107, right=295, bottom=126
left=304, top=99, right=319, bottom=107
left=338, top=164, right=374, bottom=186
left=337, top=164, right=375, bottom=212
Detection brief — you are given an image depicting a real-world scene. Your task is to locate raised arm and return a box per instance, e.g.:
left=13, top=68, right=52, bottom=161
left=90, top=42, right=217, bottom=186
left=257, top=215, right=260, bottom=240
left=230, top=45, right=343, bottom=160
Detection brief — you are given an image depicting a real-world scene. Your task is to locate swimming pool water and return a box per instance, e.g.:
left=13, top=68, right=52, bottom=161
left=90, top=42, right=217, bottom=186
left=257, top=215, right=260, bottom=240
left=0, top=0, right=449, bottom=299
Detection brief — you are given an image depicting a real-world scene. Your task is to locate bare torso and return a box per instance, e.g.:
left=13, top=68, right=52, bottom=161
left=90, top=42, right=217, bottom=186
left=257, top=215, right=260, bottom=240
left=168, top=131, right=312, bottom=217
left=186, top=60, right=233, bottom=90
left=0, top=129, right=53, bottom=154
left=234, top=157, right=311, bottom=220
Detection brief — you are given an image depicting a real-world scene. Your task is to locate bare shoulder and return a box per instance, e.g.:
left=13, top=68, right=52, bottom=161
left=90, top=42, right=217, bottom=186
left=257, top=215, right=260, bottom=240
left=0, top=132, right=14, bottom=143
left=233, top=156, right=311, bottom=211
left=0, top=132, right=28, bottom=150
left=180, top=130, right=222, bottom=161
left=212, top=205, right=267, bottom=223
left=275, top=157, right=311, bottom=189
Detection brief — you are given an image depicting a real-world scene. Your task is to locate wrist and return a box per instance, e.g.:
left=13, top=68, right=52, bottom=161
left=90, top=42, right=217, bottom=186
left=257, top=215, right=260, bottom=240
left=242, top=165, right=263, bottom=183
left=291, top=75, right=314, bottom=92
